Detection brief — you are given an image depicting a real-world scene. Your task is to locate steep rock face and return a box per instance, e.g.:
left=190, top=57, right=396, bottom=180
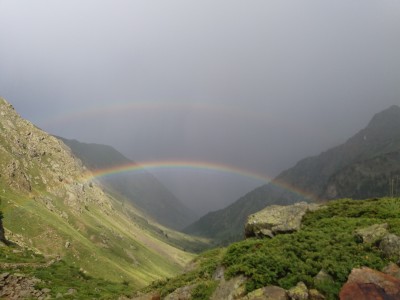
left=0, top=99, right=110, bottom=214
left=58, top=137, right=197, bottom=230
left=322, top=150, right=400, bottom=200
left=184, top=105, right=400, bottom=243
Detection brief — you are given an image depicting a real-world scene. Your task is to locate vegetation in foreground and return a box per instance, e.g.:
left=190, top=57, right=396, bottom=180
left=145, top=197, right=400, bottom=299
left=0, top=245, right=135, bottom=299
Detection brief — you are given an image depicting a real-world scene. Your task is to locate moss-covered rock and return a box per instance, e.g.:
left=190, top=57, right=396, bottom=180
left=244, top=286, right=288, bottom=300
left=245, top=202, right=320, bottom=238
left=380, top=234, right=400, bottom=259
left=354, top=223, right=388, bottom=244
left=287, top=282, right=308, bottom=300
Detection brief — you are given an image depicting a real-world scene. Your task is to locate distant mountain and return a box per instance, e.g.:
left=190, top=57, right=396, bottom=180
left=0, top=97, right=204, bottom=288
left=58, top=138, right=197, bottom=230
left=184, top=105, right=400, bottom=243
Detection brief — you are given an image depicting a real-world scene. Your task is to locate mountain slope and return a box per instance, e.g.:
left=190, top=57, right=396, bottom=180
left=57, top=137, right=197, bottom=230
left=0, top=98, right=197, bottom=288
left=185, top=105, right=400, bottom=243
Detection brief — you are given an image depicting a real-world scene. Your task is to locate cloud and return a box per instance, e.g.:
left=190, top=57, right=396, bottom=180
left=1, top=0, right=399, bottom=214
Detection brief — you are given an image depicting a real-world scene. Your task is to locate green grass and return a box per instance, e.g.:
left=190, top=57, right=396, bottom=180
left=144, top=198, right=400, bottom=299
left=144, top=247, right=224, bottom=297
left=0, top=181, right=195, bottom=288
left=0, top=245, right=135, bottom=299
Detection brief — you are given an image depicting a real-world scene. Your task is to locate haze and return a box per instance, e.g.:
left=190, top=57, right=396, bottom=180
left=1, top=1, right=399, bottom=216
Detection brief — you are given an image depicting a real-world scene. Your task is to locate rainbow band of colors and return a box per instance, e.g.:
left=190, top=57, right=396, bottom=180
left=82, top=160, right=318, bottom=202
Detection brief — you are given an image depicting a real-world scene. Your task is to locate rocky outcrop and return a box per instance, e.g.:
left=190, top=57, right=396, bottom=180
left=380, top=234, right=400, bottom=259
left=0, top=98, right=113, bottom=216
left=308, top=289, right=325, bottom=300
left=0, top=213, right=7, bottom=244
left=287, top=282, right=309, bottom=300
left=245, top=202, right=320, bottom=238
left=243, top=286, right=288, bottom=300
left=0, top=272, right=50, bottom=300
left=210, top=275, right=246, bottom=300
left=164, top=284, right=196, bottom=300
left=339, top=267, right=400, bottom=300
left=354, top=223, right=388, bottom=244
left=313, top=270, right=333, bottom=286
left=383, top=263, right=400, bottom=279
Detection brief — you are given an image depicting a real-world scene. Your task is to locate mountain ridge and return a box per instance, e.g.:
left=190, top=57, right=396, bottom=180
left=184, top=105, right=400, bottom=243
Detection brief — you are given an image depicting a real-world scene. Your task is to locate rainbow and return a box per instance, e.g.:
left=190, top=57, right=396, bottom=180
left=82, top=160, right=318, bottom=202
left=40, top=102, right=271, bottom=128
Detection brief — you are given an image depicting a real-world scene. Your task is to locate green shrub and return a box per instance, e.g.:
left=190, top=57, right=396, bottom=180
left=142, top=198, right=400, bottom=299
left=191, top=281, right=218, bottom=300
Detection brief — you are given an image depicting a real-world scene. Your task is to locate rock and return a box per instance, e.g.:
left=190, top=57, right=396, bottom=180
left=287, top=282, right=308, bottom=300
left=308, top=289, right=325, bottom=300
left=340, top=283, right=393, bottom=300
left=245, top=202, right=320, bottom=238
left=0, top=273, right=42, bottom=299
left=65, top=288, right=77, bottom=295
left=65, top=241, right=71, bottom=249
left=313, top=269, right=333, bottom=286
left=211, top=275, right=247, bottom=300
left=131, top=293, right=160, bottom=300
left=42, top=288, right=51, bottom=293
left=339, top=267, right=400, bottom=299
left=380, top=234, right=400, bottom=259
left=165, top=284, right=195, bottom=300
left=263, top=286, right=288, bottom=300
left=0, top=216, right=8, bottom=244
left=354, top=223, right=388, bottom=244
left=212, top=266, right=225, bottom=281
left=244, top=286, right=288, bottom=300
left=383, top=262, right=400, bottom=279
left=56, top=292, right=63, bottom=298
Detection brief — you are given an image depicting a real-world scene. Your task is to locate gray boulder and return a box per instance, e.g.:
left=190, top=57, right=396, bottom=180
left=245, top=202, right=320, bottom=238
left=354, top=223, right=388, bottom=244
left=314, top=269, right=333, bottom=286
left=211, top=275, right=246, bottom=300
left=380, top=234, right=400, bottom=259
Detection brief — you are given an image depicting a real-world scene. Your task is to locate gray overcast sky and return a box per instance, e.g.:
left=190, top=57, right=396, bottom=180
left=1, top=0, right=399, bottom=215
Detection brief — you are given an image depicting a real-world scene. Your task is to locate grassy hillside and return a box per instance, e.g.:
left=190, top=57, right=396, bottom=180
left=0, top=97, right=208, bottom=290
left=146, top=197, right=400, bottom=299
left=0, top=245, right=136, bottom=299
left=184, top=105, right=400, bottom=244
